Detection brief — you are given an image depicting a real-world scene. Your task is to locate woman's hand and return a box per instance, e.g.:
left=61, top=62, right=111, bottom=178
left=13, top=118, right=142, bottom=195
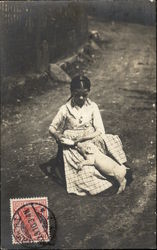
left=49, top=127, right=75, bottom=145
left=55, top=134, right=65, bottom=144
left=50, top=131, right=64, bottom=144
left=73, top=138, right=83, bottom=146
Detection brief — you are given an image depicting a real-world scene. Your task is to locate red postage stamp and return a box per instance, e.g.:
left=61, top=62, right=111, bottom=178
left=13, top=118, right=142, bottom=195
left=10, top=197, right=52, bottom=244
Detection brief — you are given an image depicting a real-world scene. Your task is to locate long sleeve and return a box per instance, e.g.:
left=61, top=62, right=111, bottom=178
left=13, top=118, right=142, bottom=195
left=92, top=103, right=105, bottom=134
left=49, top=105, right=66, bottom=131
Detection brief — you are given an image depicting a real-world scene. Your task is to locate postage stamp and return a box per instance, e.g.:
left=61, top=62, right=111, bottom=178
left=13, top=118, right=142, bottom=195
left=10, top=197, right=56, bottom=245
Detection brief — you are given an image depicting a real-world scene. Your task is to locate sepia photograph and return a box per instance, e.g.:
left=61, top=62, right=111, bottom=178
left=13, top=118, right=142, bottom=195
left=1, top=0, right=156, bottom=249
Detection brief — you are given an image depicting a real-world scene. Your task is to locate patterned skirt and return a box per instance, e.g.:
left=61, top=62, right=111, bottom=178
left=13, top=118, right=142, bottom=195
left=62, top=127, right=112, bottom=196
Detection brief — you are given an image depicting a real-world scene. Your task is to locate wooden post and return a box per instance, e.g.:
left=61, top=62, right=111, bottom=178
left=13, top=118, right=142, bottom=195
left=35, top=5, right=42, bottom=72
left=41, top=40, right=49, bottom=72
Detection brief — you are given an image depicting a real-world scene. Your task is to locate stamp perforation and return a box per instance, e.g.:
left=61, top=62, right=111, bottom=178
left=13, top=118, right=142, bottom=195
left=10, top=197, right=51, bottom=245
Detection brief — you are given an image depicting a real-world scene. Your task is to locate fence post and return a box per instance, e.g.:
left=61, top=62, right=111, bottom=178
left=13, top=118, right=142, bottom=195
left=35, top=5, right=42, bottom=72
left=41, top=40, right=49, bottom=72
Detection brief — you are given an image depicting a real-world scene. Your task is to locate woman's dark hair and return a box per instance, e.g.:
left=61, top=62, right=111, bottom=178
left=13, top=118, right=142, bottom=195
left=70, top=75, right=91, bottom=92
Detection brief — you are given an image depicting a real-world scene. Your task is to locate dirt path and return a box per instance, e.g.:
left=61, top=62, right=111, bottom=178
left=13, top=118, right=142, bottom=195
left=1, top=20, right=156, bottom=249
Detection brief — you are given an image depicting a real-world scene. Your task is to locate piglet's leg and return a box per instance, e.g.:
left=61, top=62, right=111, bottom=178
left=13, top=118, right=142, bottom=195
left=79, top=159, right=95, bottom=168
left=117, top=178, right=127, bottom=194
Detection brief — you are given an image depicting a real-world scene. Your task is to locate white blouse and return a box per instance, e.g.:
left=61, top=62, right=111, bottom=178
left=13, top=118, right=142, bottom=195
left=49, top=98, right=105, bottom=134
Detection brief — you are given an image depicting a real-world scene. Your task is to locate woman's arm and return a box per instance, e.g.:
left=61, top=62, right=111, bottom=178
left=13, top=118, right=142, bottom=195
left=92, top=103, right=106, bottom=134
left=74, top=130, right=101, bottom=145
left=49, top=126, right=64, bottom=144
left=49, top=105, right=66, bottom=143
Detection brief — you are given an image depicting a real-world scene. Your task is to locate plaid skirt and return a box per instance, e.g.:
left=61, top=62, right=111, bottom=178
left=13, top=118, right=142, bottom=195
left=63, top=128, right=112, bottom=196
left=103, top=134, right=127, bottom=165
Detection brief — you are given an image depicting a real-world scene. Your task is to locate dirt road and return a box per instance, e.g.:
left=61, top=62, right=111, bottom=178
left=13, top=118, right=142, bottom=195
left=1, top=20, right=156, bottom=249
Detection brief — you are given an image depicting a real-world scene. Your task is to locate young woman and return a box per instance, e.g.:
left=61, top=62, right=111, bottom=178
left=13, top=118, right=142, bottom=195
left=49, top=75, right=127, bottom=196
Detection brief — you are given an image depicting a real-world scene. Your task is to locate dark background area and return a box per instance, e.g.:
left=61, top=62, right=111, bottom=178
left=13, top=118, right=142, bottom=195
left=1, top=1, right=88, bottom=76
left=0, top=0, right=155, bottom=77
left=85, top=0, right=156, bottom=25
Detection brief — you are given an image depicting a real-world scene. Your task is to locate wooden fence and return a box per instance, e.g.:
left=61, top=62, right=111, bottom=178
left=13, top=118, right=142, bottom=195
left=0, top=1, right=88, bottom=77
